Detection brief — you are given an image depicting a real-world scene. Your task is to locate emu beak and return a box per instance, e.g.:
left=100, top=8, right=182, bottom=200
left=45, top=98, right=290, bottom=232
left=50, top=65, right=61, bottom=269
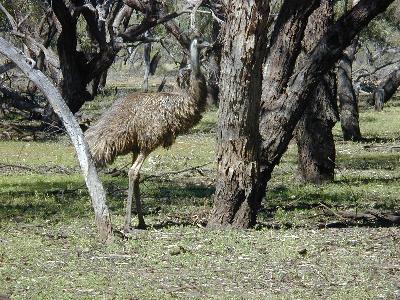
left=199, top=41, right=213, bottom=49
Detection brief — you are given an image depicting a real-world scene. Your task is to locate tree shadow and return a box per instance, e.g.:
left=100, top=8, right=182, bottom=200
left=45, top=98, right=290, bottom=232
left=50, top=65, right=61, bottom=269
left=337, top=155, right=400, bottom=170
left=360, top=136, right=400, bottom=143
left=0, top=177, right=215, bottom=224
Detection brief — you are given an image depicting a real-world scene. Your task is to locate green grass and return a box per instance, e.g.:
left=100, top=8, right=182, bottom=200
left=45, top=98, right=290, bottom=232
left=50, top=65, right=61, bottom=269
left=1, top=96, right=400, bottom=299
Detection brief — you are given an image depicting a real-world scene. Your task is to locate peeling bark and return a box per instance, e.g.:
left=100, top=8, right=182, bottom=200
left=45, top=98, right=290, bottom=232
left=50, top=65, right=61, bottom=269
left=208, top=0, right=270, bottom=228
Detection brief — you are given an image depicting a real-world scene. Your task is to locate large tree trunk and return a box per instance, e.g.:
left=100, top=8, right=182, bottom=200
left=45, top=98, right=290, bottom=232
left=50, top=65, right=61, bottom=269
left=373, top=65, right=400, bottom=111
left=295, top=0, right=338, bottom=184
left=207, top=0, right=270, bottom=228
left=296, top=74, right=337, bottom=183
left=337, top=39, right=362, bottom=141
left=0, top=37, right=113, bottom=241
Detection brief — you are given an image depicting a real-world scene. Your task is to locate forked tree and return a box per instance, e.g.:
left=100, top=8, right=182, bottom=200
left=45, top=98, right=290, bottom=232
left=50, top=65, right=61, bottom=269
left=208, top=0, right=396, bottom=228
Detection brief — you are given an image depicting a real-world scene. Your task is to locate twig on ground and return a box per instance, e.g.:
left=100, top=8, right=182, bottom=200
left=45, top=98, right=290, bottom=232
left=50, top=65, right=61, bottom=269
left=319, top=202, right=346, bottom=220
left=140, top=161, right=213, bottom=182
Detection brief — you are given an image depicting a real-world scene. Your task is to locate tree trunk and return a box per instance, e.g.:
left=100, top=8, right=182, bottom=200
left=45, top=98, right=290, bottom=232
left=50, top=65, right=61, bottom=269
left=296, top=73, right=337, bottom=183
left=337, top=39, right=362, bottom=141
left=260, top=0, right=320, bottom=183
left=0, top=37, right=113, bottom=241
left=373, top=65, right=400, bottom=111
left=207, top=0, right=270, bottom=228
left=295, top=0, right=338, bottom=184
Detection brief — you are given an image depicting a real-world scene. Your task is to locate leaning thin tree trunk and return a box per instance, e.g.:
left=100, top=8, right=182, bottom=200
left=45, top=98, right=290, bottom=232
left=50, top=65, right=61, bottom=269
left=295, top=0, right=338, bottom=184
left=0, top=37, right=113, bottom=241
left=207, top=0, right=270, bottom=228
left=373, top=65, right=400, bottom=111
left=337, top=39, right=362, bottom=141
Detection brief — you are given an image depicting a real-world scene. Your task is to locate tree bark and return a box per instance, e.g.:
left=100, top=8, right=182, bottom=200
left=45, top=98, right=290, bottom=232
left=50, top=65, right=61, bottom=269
left=373, top=65, right=400, bottom=111
left=0, top=37, right=113, bottom=241
left=260, top=0, right=320, bottom=182
left=295, top=0, right=338, bottom=184
left=337, top=39, right=362, bottom=141
left=207, top=0, right=270, bottom=228
left=262, top=0, right=320, bottom=103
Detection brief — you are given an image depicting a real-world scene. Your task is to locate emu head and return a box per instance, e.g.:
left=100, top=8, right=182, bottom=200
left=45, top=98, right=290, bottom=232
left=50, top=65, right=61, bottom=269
left=190, top=38, right=213, bottom=52
left=177, top=38, right=212, bottom=89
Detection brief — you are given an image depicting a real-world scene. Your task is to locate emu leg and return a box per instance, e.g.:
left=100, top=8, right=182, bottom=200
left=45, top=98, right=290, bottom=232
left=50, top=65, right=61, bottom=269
left=124, top=153, right=147, bottom=232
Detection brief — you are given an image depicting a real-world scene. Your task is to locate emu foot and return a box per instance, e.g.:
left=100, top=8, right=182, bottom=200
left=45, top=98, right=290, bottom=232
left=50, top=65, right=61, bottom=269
left=120, top=227, right=145, bottom=239
left=122, top=222, right=146, bottom=233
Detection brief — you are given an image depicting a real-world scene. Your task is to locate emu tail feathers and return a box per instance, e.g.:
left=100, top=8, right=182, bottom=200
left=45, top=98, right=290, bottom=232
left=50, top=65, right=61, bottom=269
left=85, top=125, right=118, bottom=168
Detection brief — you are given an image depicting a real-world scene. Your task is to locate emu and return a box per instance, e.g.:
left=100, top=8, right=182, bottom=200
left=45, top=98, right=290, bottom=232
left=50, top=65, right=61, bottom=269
left=85, top=38, right=210, bottom=232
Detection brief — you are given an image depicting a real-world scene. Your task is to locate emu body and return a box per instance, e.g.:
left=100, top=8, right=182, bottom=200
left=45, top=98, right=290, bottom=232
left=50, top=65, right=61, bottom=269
left=85, top=39, right=209, bottom=232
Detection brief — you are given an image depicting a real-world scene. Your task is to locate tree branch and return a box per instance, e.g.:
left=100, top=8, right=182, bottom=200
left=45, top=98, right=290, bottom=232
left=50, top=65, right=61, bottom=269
left=0, top=2, right=18, bottom=30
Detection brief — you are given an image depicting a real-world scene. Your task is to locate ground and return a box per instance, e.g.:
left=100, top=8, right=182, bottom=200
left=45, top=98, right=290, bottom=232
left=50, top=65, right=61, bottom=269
left=0, top=87, right=399, bottom=299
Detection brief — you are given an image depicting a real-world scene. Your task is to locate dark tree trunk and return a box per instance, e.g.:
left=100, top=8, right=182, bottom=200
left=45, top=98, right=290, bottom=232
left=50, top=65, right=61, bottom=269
left=207, top=0, right=270, bottom=228
left=262, top=1, right=319, bottom=104
left=337, top=39, right=362, bottom=141
left=296, top=74, right=337, bottom=183
left=53, top=3, right=92, bottom=114
left=295, top=0, right=338, bottom=184
left=373, top=65, right=400, bottom=111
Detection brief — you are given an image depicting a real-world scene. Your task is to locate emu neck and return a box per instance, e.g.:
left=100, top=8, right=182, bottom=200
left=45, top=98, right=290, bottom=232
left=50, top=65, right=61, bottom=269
left=190, top=42, right=201, bottom=79
left=187, top=42, right=207, bottom=113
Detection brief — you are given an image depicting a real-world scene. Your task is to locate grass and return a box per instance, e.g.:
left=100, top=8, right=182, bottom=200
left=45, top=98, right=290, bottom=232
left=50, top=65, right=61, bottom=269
left=0, top=94, right=400, bottom=299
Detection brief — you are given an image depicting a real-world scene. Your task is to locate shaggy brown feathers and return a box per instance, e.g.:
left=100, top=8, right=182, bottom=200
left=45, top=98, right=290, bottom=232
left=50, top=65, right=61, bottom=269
left=85, top=47, right=208, bottom=167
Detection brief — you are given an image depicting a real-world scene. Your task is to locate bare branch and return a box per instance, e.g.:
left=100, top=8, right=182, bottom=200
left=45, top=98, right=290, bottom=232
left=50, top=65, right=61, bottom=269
left=190, top=0, right=204, bottom=30
left=0, top=2, right=18, bottom=30
left=354, top=59, right=400, bottom=82
left=113, top=4, right=133, bottom=35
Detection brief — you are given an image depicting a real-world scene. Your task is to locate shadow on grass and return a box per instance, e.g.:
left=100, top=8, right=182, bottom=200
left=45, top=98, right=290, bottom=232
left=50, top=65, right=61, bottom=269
left=266, top=180, right=399, bottom=212
left=338, top=155, right=400, bottom=170
left=335, top=176, right=400, bottom=185
left=0, top=178, right=215, bottom=224
left=360, top=136, right=400, bottom=143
